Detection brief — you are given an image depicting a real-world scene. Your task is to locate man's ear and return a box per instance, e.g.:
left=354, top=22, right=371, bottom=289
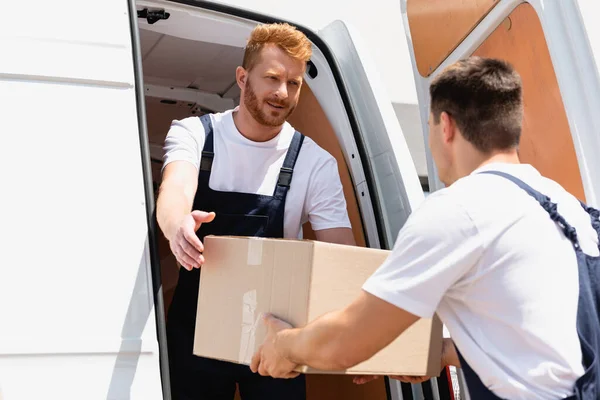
left=236, top=66, right=247, bottom=90
left=440, top=111, right=456, bottom=144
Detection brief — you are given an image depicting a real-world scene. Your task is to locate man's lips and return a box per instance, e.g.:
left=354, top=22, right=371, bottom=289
left=266, top=101, right=286, bottom=109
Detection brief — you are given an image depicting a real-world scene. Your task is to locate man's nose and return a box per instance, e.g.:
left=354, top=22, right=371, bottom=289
left=274, top=82, right=288, bottom=99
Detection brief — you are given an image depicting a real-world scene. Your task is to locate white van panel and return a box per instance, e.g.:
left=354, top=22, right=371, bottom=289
left=302, top=45, right=380, bottom=248
left=1, top=1, right=132, bottom=46
left=3, top=352, right=160, bottom=400
left=0, top=1, right=134, bottom=86
left=0, top=37, right=134, bottom=86
left=0, top=1, right=163, bottom=399
left=319, top=20, right=424, bottom=247
left=0, top=84, right=151, bottom=349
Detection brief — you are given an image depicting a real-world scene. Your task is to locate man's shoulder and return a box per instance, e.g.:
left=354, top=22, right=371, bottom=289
left=168, top=115, right=206, bottom=136
left=295, top=134, right=336, bottom=166
left=171, top=109, right=235, bottom=138
left=415, top=187, right=468, bottom=217
left=206, top=109, right=235, bottom=132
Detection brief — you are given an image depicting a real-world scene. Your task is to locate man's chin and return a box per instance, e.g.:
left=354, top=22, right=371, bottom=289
left=262, top=109, right=288, bottom=125
left=256, top=113, right=285, bottom=127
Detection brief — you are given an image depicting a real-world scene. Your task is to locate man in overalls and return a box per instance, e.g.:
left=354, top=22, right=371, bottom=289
left=156, top=23, right=355, bottom=399
left=250, top=57, right=600, bottom=399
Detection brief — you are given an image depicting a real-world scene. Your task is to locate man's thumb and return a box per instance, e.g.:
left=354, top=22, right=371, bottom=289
left=191, top=210, right=216, bottom=229
left=261, top=313, right=275, bottom=326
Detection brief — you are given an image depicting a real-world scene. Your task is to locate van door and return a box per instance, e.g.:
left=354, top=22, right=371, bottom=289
left=402, top=0, right=600, bottom=202
left=317, top=20, right=425, bottom=248
left=0, top=1, right=165, bottom=399
left=317, top=20, right=456, bottom=400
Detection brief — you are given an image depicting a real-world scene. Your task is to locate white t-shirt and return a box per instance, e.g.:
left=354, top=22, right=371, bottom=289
left=363, top=163, right=599, bottom=400
left=162, top=108, right=351, bottom=239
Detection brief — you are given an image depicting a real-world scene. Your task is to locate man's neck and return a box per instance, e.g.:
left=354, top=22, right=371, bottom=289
left=232, top=106, right=283, bottom=143
left=450, top=149, right=520, bottom=185
left=473, top=151, right=521, bottom=171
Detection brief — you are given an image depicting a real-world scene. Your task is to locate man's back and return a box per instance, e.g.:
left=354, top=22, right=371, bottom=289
left=364, top=162, right=597, bottom=399
left=434, top=163, right=596, bottom=398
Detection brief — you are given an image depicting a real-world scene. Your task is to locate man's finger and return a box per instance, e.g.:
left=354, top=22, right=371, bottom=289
left=262, top=312, right=273, bottom=323
left=282, top=371, right=300, bottom=379
left=258, top=362, right=270, bottom=377
left=353, top=375, right=379, bottom=385
left=182, top=226, right=204, bottom=253
left=191, top=210, right=216, bottom=230
left=390, top=375, right=429, bottom=383
left=180, top=237, right=203, bottom=262
left=262, top=313, right=275, bottom=330
left=274, top=371, right=300, bottom=379
left=263, top=313, right=292, bottom=330
left=176, top=244, right=200, bottom=270
left=250, top=350, right=261, bottom=373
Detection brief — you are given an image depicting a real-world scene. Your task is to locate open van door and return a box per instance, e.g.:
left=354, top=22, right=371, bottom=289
left=0, top=1, right=166, bottom=399
left=316, top=20, right=425, bottom=248
left=402, top=0, right=600, bottom=203
left=401, top=0, right=600, bottom=398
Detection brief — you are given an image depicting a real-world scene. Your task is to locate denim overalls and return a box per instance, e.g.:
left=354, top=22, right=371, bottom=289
left=166, top=114, right=306, bottom=400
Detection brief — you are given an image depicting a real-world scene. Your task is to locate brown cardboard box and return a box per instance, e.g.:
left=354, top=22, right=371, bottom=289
left=193, top=236, right=443, bottom=375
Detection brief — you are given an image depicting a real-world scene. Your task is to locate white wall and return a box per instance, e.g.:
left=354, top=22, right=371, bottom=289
left=216, top=0, right=428, bottom=176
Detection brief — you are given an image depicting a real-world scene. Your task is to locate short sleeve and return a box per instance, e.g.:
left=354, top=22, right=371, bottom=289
left=162, top=116, right=205, bottom=170
left=362, top=191, right=483, bottom=318
left=305, top=155, right=352, bottom=231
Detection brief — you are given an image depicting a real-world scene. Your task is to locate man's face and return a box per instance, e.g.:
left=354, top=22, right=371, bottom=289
left=428, top=112, right=452, bottom=186
left=239, top=44, right=305, bottom=127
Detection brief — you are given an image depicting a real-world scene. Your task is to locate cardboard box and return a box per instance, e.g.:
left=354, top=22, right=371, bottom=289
left=193, top=236, right=443, bottom=375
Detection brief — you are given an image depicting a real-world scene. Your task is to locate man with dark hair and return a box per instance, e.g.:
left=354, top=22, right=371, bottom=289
left=429, top=57, right=523, bottom=153
left=250, top=56, right=600, bottom=399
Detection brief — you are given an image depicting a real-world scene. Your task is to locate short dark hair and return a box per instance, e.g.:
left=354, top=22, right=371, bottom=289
left=429, top=56, right=523, bottom=153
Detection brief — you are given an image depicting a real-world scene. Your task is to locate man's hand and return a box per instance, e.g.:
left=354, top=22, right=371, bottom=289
left=352, top=338, right=459, bottom=385
left=352, top=375, right=381, bottom=385
left=352, top=375, right=430, bottom=385
left=250, top=314, right=300, bottom=379
left=168, top=210, right=215, bottom=270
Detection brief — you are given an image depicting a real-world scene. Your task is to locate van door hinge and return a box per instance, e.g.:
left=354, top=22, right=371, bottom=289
left=137, top=8, right=170, bottom=25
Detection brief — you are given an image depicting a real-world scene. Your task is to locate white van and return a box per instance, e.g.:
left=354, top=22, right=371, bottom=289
left=2, top=1, right=598, bottom=399
left=0, top=0, right=427, bottom=399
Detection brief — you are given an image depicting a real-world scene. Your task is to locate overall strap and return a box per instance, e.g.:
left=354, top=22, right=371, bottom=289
left=198, top=114, right=214, bottom=173
left=480, top=171, right=581, bottom=250
left=273, top=131, right=305, bottom=198
left=579, top=201, right=600, bottom=252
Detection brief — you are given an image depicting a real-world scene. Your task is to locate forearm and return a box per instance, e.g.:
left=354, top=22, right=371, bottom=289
left=442, top=338, right=461, bottom=368
left=314, top=227, right=356, bottom=246
left=276, top=310, right=359, bottom=371
left=156, top=187, right=194, bottom=240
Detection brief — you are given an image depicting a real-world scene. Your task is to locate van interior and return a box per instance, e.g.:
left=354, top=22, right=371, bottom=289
left=138, top=2, right=387, bottom=399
